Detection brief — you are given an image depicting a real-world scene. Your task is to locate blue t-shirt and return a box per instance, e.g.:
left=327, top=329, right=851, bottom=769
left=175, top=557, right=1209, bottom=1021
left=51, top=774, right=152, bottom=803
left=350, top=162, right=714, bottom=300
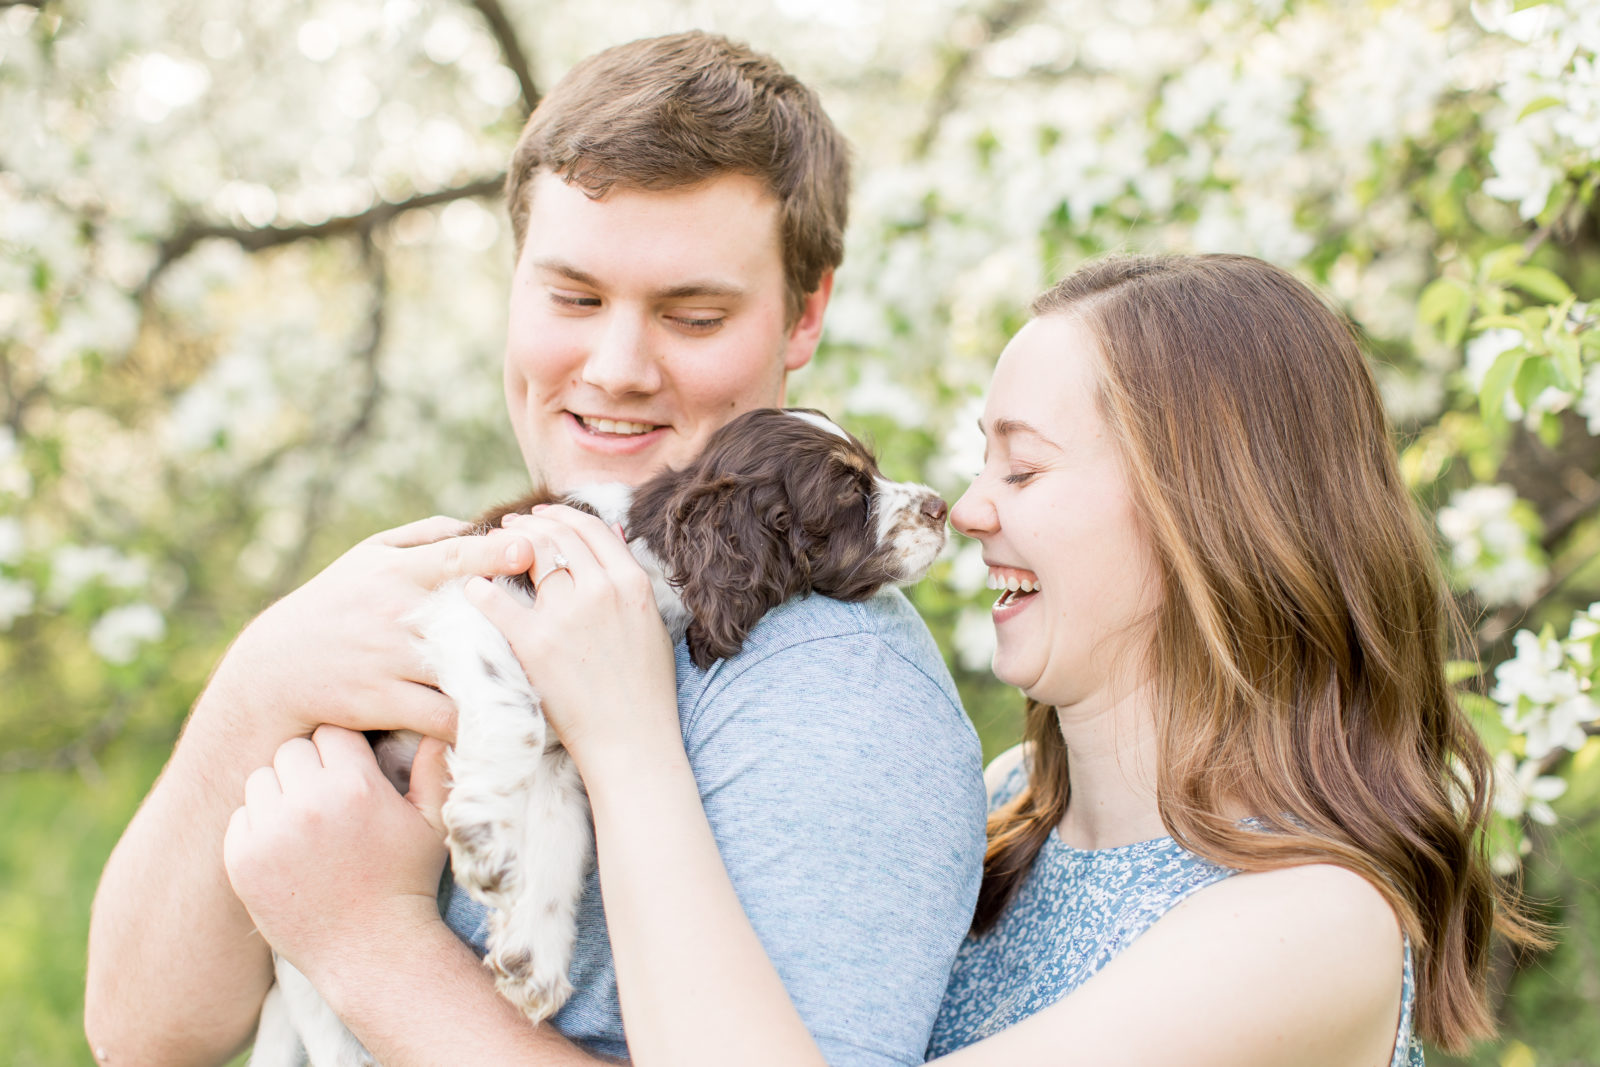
left=444, top=589, right=988, bottom=1065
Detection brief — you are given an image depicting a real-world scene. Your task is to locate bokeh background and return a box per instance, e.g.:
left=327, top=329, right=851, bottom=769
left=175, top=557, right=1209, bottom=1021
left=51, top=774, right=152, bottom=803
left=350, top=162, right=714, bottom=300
left=3, top=0, right=1599, bottom=1063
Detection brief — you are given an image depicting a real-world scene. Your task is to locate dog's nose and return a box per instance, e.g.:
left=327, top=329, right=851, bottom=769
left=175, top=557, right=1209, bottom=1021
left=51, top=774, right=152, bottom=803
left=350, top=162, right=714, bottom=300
left=921, top=496, right=948, bottom=524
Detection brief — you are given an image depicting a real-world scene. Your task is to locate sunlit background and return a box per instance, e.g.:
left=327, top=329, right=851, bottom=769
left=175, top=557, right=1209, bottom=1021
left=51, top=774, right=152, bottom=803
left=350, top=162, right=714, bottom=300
left=3, top=0, right=1598, bottom=1063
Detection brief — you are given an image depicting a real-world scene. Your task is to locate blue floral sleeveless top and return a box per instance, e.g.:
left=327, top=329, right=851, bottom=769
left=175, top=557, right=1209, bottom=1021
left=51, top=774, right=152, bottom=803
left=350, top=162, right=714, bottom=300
left=927, top=764, right=1425, bottom=1064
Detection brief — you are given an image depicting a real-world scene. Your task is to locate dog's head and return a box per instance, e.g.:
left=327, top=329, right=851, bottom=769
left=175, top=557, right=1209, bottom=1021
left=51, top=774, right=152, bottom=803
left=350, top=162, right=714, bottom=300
left=628, top=408, right=947, bottom=669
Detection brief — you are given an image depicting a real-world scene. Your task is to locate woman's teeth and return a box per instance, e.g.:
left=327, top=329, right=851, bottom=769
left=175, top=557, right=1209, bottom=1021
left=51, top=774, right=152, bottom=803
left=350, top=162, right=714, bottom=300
left=580, top=416, right=656, bottom=436
left=986, top=570, right=1041, bottom=594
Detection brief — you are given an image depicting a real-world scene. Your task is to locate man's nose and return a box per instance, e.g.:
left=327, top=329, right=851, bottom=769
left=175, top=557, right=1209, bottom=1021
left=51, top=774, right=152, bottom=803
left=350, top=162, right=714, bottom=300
left=581, top=313, right=660, bottom=396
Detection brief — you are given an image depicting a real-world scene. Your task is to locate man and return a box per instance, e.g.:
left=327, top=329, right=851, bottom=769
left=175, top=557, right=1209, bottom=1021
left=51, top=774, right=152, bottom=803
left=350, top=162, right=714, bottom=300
left=86, top=31, right=984, bottom=1066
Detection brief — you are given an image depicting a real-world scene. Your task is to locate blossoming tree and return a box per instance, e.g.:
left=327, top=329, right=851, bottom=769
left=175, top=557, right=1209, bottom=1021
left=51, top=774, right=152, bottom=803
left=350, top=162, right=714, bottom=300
left=2, top=0, right=1597, bottom=1060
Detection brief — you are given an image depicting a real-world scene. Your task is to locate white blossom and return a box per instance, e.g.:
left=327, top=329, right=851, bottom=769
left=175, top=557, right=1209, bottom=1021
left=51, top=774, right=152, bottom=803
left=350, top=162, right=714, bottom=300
left=1493, top=751, right=1568, bottom=826
left=48, top=544, right=151, bottom=603
left=1477, top=0, right=1600, bottom=218
left=1463, top=328, right=1523, bottom=391
left=1578, top=363, right=1600, bottom=435
left=953, top=606, right=998, bottom=674
left=0, top=575, right=34, bottom=629
left=1492, top=628, right=1599, bottom=760
left=88, top=602, right=166, bottom=665
left=1436, top=486, right=1547, bottom=605
left=0, top=516, right=23, bottom=565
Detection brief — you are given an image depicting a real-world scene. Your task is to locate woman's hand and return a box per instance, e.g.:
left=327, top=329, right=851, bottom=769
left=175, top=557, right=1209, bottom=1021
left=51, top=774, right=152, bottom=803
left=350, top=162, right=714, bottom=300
left=462, top=506, right=681, bottom=771
left=222, top=726, right=451, bottom=983
left=215, top=516, right=539, bottom=744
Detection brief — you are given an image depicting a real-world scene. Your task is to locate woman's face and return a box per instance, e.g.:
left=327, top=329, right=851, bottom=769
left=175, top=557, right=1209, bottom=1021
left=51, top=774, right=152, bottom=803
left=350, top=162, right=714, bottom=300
left=950, top=313, right=1162, bottom=708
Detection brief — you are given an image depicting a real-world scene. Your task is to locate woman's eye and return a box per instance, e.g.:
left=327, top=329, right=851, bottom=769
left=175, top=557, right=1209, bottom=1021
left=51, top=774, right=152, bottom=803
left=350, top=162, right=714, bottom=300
left=1004, top=470, right=1037, bottom=485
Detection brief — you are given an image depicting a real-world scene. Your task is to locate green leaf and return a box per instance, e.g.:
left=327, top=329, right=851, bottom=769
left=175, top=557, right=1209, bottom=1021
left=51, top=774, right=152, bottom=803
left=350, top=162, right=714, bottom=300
left=1479, top=346, right=1528, bottom=425
left=1537, top=410, right=1564, bottom=448
left=1470, top=314, right=1525, bottom=333
left=1482, top=245, right=1527, bottom=284
left=1518, top=95, right=1562, bottom=120
left=1550, top=330, right=1583, bottom=390
left=1445, top=659, right=1482, bottom=684
left=1512, top=354, right=1557, bottom=409
left=1507, top=265, right=1574, bottom=304
left=1418, top=278, right=1472, bottom=346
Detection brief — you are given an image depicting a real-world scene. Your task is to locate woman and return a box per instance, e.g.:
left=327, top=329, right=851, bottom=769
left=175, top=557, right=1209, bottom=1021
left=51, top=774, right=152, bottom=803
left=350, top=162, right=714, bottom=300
left=470, top=253, right=1537, bottom=1065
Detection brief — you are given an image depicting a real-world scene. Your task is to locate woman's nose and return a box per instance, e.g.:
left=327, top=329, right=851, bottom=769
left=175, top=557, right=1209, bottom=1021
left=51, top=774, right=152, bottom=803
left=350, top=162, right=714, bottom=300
left=949, top=481, right=994, bottom=538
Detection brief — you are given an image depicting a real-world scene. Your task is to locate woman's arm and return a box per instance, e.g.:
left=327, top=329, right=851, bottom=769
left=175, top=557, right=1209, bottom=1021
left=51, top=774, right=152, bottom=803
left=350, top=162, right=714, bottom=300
left=465, top=510, right=833, bottom=1067
left=937, top=863, right=1406, bottom=1067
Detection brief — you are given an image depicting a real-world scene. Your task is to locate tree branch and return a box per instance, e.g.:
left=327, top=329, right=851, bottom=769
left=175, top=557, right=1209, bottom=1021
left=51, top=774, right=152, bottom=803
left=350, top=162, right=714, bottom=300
left=912, top=0, right=1047, bottom=158
left=466, top=0, right=540, bottom=115
left=267, top=234, right=391, bottom=597
left=139, top=174, right=505, bottom=297
left=1475, top=547, right=1599, bottom=655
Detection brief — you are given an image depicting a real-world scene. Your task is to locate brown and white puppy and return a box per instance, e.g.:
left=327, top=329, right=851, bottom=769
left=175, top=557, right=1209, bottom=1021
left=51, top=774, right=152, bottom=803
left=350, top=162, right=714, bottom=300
left=252, top=408, right=948, bottom=1067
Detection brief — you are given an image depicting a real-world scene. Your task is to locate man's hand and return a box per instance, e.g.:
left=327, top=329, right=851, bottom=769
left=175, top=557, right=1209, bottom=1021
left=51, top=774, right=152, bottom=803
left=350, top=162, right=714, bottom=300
left=221, top=516, right=540, bottom=744
left=86, top=515, right=532, bottom=1066
left=223, top=726, right=449, bottom=987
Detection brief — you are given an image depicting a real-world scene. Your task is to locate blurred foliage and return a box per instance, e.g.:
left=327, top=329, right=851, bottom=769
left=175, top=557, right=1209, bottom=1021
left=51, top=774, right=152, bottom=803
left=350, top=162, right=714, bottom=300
left=4, top=0, right=1600, bottom=1063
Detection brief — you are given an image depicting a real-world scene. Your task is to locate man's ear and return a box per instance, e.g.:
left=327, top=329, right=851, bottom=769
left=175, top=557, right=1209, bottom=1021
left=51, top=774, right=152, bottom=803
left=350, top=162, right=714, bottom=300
left=782, top=270, right=835, bottom=373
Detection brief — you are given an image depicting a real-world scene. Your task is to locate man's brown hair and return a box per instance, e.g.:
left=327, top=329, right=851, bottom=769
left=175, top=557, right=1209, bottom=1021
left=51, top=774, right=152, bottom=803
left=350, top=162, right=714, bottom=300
left=506, top=31, right=850, bottom=324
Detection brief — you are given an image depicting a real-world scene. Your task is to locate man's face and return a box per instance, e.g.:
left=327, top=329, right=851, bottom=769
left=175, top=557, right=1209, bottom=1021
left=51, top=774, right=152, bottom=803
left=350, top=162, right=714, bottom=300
left=504, top=170, right=830, bottom=494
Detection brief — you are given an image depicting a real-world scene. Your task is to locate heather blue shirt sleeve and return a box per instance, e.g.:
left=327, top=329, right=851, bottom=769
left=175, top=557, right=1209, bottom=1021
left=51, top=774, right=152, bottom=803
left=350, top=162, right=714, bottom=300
left=443, top=589, right=987, bottom=1064
left=677, top=592, right=986, bottom=1065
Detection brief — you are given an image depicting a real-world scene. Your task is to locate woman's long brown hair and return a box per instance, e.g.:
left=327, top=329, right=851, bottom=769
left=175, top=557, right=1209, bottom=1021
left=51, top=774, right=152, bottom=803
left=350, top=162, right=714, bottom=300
left=972, top=254, right=1543, bottom=1052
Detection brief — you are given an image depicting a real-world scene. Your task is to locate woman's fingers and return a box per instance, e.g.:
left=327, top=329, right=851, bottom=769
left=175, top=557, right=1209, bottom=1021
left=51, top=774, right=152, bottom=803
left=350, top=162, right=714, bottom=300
left=398, top=526, right=536, bottom=586
left=506, top=507, right=647, bottom=595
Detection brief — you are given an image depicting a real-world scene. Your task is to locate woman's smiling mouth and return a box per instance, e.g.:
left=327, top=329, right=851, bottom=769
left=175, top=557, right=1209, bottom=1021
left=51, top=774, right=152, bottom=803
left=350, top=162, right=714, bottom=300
left=987, top=566, right=1042, bottom=607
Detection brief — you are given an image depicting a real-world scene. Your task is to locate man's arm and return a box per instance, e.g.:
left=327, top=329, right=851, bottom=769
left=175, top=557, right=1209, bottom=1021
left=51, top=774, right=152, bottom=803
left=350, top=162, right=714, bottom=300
left=85, top=518, right=538, bottom=1066
left=220, top=726, right=609, bottom=1067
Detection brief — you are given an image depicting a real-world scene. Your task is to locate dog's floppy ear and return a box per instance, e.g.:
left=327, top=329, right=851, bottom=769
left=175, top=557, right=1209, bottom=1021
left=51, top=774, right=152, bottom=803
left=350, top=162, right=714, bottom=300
left=656, top=475, right=795, bottom=669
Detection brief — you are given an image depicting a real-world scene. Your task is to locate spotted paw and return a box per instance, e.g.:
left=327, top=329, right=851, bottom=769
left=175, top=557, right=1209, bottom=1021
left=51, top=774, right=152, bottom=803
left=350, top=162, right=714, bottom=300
left=444, top=809, right=520, bottom=901
left=488, top=949, right=574, bottom=1024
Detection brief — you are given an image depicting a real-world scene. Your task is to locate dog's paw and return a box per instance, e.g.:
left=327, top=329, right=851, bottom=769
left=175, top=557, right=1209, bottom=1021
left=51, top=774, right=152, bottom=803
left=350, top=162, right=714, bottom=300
left=444, top=806, right=520, bottom=901
left=487, top=948, right=575, bottom=1024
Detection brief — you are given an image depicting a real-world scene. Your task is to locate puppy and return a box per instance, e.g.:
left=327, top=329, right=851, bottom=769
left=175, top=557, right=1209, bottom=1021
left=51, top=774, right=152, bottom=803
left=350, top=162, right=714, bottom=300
left=250, top=408, right=949, bottom=1067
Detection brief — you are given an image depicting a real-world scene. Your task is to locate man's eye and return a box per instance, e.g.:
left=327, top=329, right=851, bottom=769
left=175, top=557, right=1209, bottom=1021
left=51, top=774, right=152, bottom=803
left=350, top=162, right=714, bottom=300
left=1004, top=471, right=1037, bottom=485
left=551, top=292, right=600, bottom=309
left=670, top=314, right=724, bottom=331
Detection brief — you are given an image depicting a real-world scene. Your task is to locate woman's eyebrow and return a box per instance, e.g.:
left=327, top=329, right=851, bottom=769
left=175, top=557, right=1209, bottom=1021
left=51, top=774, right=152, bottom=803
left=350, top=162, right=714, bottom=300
left=987, top=417, right=1063, bottom=449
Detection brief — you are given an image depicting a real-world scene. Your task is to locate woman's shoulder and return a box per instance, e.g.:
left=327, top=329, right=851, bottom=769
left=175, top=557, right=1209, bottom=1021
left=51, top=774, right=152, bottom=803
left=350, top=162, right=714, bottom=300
left=1186, top=861, right=1398, bottom=938
left=1156, top=863, right=1405, bottom=1054
left=983, top=743, right=1030, bottom=806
